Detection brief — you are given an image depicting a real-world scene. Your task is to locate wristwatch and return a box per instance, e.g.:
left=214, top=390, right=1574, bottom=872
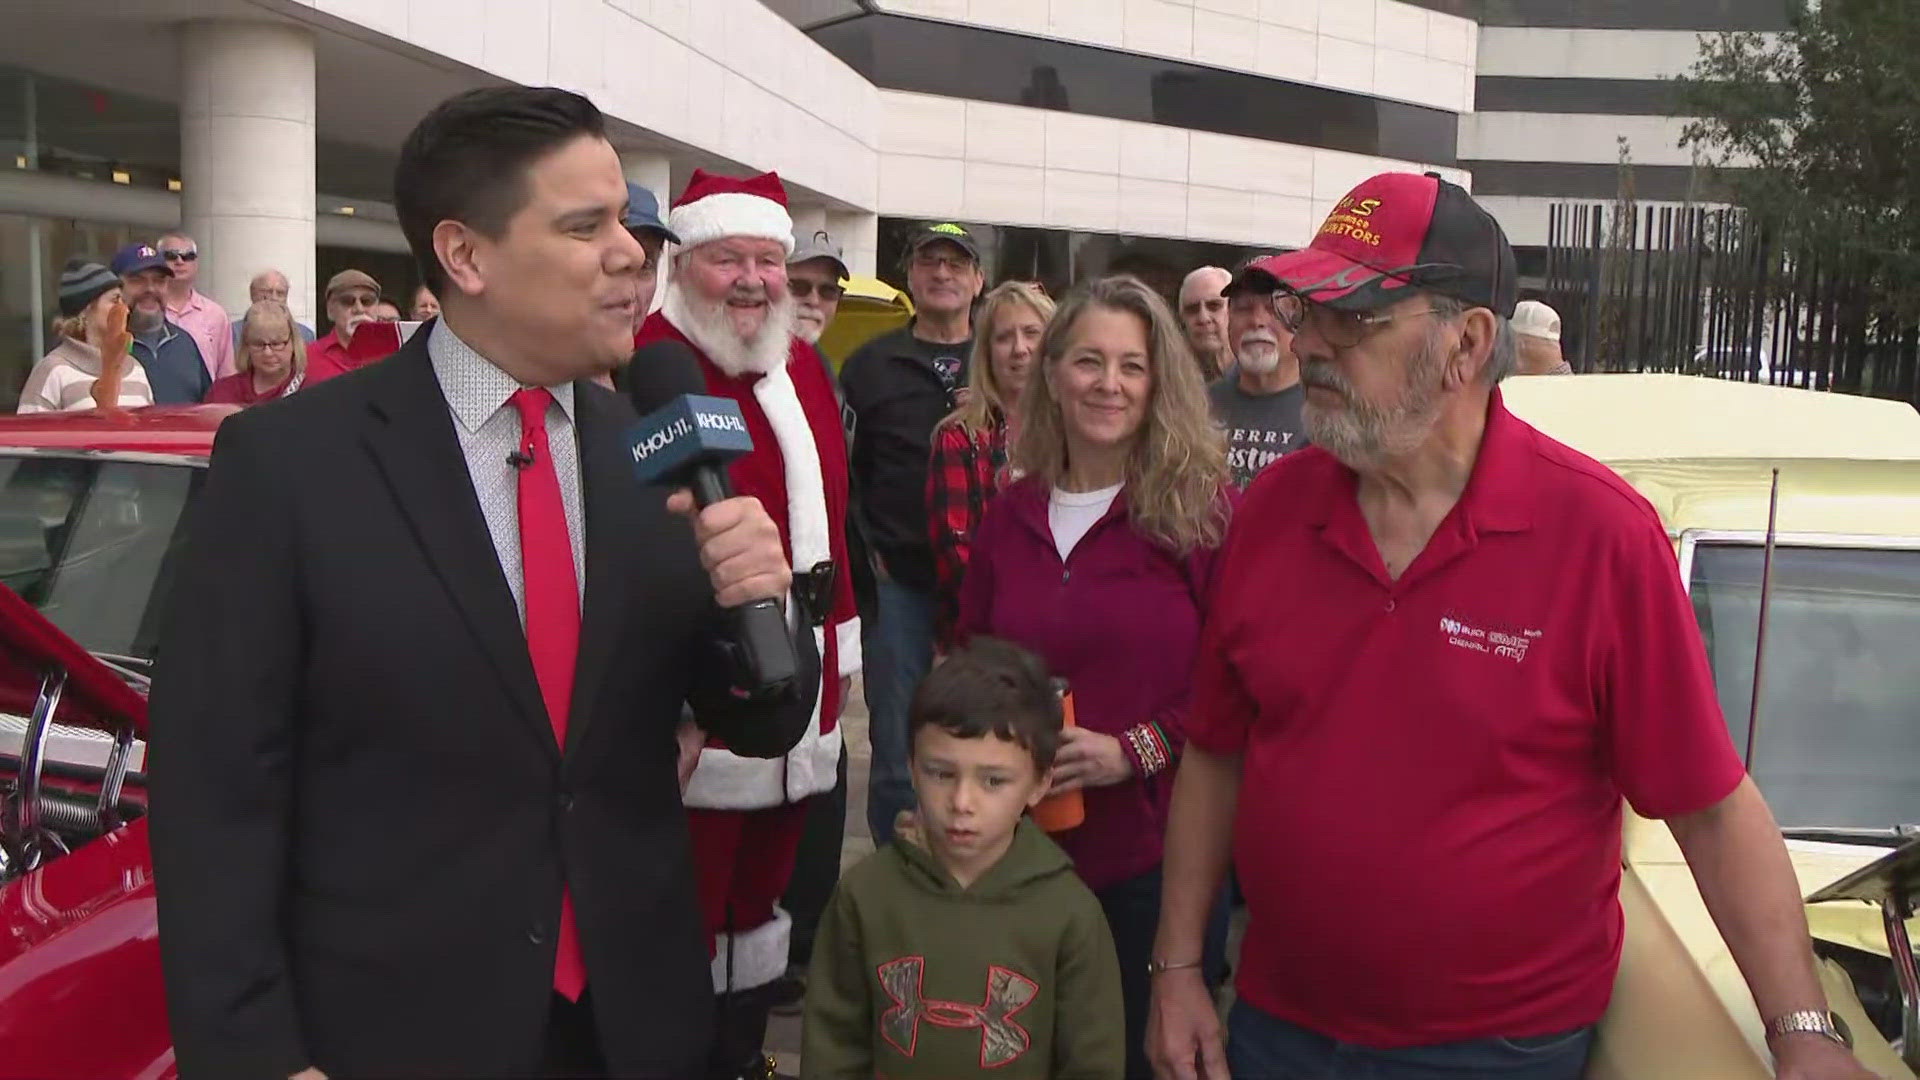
left=1764, top=1010, right=1851, bottom=1049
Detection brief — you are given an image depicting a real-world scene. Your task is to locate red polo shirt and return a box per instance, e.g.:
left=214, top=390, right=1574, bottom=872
left=305, top=330, right=366, bottom=385
left=1189, top=389, right=1745, bottom=1048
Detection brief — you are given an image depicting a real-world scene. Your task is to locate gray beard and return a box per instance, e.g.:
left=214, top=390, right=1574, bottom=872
left=128, top=306, right=163, bottom=334
left=1302, top=334, right=1446, bottom=469
left=663, top=284, right=796, bottom=378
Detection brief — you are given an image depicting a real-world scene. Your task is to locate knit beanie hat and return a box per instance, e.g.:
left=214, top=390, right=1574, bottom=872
left=59, top=260, right=120, bottom=317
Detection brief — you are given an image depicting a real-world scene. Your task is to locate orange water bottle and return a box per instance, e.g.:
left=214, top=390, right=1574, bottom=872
left=1033, top=678, right=1086, bottom=833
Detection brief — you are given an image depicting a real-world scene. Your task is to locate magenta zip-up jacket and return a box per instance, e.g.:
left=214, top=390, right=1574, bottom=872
left=958, top=476, right=1224, bottom=891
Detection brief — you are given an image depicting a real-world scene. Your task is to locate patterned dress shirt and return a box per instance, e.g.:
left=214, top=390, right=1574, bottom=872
left=427, top=320, right=586, bottom=625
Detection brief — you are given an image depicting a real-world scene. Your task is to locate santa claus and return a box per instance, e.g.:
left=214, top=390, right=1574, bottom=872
left=636, top=169, right=857, bottom=1080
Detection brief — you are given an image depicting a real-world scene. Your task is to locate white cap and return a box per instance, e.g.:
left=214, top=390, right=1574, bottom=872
left=1512, top=300, right=1562, bottom=343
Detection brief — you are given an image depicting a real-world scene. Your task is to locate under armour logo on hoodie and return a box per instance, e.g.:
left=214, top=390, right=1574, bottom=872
left=877, top=956, right=1039, bottom=1067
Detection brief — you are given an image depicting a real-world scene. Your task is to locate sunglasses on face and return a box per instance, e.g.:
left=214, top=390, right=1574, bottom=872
left=162, top=250, right=198, bottom=262
left=789, top=280, right=845, bottom=302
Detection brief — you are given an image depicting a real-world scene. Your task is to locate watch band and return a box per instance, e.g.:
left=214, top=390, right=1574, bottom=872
left=1764, top=1010, right=1849, bottom=1047
left=1147, top=958, right=1203, bottom=977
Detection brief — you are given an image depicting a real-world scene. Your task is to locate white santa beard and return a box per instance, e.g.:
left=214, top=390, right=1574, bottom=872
left=664, top=282, right=796, bottom=377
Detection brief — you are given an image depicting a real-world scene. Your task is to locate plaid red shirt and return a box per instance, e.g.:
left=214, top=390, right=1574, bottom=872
left=926, top=418, right=1009, bottom=651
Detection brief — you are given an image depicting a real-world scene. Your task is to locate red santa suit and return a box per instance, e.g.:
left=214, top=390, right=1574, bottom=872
left=637, top=170, right=859, bottom=999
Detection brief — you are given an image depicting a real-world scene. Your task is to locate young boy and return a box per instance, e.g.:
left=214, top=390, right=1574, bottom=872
left=802, top=637, right=1124, bottom=1079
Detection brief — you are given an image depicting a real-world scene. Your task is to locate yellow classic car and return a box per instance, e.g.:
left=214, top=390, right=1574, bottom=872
left=1502, top=374, right=1920, bottom=1078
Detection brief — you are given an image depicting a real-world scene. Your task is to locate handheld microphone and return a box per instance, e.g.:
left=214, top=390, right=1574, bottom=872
left=626, top=339, right=800, bottom=697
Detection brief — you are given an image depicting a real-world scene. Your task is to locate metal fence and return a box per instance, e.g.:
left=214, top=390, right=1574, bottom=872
left=1542, top=201, right=1920, bottom=407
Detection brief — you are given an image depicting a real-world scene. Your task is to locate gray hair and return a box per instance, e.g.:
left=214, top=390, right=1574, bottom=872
left=1427, top=293, right=1516, bottom=386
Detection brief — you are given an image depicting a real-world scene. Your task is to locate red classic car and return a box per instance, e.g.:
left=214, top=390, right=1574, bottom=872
left=0, top=406, right=230, bottom=1080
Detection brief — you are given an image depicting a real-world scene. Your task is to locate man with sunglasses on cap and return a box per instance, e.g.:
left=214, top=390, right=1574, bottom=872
left=1149, top=173, right=1869, bottom=1080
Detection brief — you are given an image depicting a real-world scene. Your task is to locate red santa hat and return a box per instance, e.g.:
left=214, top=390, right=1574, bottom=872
left=668, top=169, right=795, bottom=256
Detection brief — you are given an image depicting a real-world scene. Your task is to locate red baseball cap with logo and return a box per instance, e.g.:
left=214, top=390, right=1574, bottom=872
left=1230, top=172, right=1517, bottom=317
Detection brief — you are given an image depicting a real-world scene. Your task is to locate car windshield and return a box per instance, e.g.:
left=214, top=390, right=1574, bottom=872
left=0, top=454, right=200, bottom=663
left=1690, top=542, right=1920, bottom=831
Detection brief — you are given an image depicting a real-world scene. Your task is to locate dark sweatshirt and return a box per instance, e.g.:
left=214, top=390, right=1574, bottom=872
left=838, top=326, right=972, bottom=592
left=802, top=820, right=1124, bottom=1079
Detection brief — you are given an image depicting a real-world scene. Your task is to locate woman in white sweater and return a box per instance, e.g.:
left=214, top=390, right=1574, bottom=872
left=19, top=260, right=156, bottom=413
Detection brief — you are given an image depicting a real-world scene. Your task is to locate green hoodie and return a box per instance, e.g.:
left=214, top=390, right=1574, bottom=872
left=802, top=819, right=1125, bottom=1079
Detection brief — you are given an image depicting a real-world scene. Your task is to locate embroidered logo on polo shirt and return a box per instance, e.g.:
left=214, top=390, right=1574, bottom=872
left=1439, top=613, right=1542, bottom=663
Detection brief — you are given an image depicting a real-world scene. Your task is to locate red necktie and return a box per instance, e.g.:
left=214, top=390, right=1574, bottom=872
left=510, top=387, right=586, bottom=1001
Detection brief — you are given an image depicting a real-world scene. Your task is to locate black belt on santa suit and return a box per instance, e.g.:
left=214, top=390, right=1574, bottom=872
left=793, top=560, right=836, bottom=629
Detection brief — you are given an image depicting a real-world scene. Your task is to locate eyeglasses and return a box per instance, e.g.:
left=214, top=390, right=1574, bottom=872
left=161, top=249, right=198, bottom=262
left=789, top=280, right=845, bottom=302
left=911, top=253, right=973, bottom=275
left=1275, top=296, right=1448, bottom=349
left=245, top=338, right=291, bottom=351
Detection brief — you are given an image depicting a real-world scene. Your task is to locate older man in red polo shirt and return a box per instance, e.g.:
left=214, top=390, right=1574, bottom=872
left=1147, top=173, right=1870, bottom=1080
left=306, top=269, right=384, bottom=384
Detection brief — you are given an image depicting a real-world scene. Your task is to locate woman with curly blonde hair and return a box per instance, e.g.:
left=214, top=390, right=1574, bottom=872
left=926, top=280, right=1054, bottom=650
left=956, top=274, right=1231, bottom=1078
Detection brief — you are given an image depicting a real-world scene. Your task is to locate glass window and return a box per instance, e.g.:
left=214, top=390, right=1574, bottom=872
left=0, top=454, right=201, bottom=663
left=811, top=15, right=1459, bottom=164
left=1689, top=542, right=1920, bottom=829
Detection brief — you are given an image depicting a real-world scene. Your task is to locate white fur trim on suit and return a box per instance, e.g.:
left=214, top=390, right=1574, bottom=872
left=683, top=692, right=842, bottom=809
left=837, top=616, right=863, bottom=678
left=682, top=361, right=852, bottom=810
left=669, top=192, right=796, bottom=256
left=710, top=906, right=792, bottom=992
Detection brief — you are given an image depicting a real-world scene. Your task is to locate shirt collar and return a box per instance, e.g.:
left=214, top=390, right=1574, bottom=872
left=166, top=290, right=205, bottom=316
left=1303, top=387, right=1534, bottom=534
left=427, top=319, right=576, bottom=435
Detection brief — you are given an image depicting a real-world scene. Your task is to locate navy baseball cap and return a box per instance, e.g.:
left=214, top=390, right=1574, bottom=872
left=111, top=242, right=172, bottom=279
left=625, top=183, right=681, bottom=244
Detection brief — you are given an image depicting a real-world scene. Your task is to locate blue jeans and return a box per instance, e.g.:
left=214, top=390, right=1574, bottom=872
left=1227, top=1001, right=1594, bottom=1080
left=862, top=576, right=935, bottom=844
left=1098, top=866, right=1231, bottom=1080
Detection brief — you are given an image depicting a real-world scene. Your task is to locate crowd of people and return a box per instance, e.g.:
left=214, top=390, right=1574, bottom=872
left=21, top=238, right=445, bottom=413
left=128, top=83, right=1868, bottom=1080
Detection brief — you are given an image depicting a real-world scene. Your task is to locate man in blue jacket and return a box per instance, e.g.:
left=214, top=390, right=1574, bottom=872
left=112, top=242, right=209, bottom=404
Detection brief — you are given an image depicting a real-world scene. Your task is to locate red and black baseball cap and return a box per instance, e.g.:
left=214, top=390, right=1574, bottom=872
left=1231, top=172, right=1517, bottom=317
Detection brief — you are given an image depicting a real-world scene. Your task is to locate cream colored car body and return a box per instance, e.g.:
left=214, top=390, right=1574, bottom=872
left=1502, top=374, right=1920, bottom=1079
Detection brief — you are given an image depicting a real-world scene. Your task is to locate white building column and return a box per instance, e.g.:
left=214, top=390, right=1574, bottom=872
left=621, top=151, right=674, bottom=206
left=791, top=205, right=828, bottom=247
left=828, top=210, right=880, bottom=277
left=178, top=20, right=316, bottom=326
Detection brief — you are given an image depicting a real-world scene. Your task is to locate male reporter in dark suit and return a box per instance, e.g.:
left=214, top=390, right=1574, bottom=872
left=147, top=86, right=818, bottom=1080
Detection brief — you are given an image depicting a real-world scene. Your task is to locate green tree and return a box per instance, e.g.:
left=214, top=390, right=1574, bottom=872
left=1677, top=0, right=1920, bottom=317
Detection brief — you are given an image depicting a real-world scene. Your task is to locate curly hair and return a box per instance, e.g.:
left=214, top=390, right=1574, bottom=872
left=940, top=280, right=1055, bottom=438
left=1011, top=275, right=1229, bottom=553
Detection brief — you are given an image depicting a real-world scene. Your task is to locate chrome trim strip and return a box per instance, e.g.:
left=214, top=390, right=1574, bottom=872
left=1676, top=530, right=1920, bottom=594
left=0, top=448, right=208, bottom=467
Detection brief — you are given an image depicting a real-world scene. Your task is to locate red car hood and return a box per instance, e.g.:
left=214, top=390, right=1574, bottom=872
left=0, top=586, right=145, bottom=739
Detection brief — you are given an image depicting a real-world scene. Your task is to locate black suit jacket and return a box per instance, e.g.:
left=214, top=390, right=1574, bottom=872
left=148, top=329, right=817, bottom=1079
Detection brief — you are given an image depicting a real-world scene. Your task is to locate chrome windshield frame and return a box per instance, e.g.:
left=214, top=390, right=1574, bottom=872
left=1677, top=530, right=1920, bottom=593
